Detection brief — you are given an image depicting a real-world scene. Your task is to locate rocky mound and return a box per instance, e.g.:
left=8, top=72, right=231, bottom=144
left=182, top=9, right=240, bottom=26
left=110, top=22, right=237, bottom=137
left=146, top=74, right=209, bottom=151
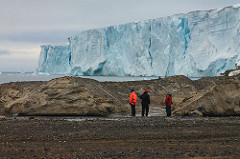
left=0, top=77, right=128, bottom=116
left=0, top=75, right=239, bottom=116
left=173, top=75, right=240, bottom=116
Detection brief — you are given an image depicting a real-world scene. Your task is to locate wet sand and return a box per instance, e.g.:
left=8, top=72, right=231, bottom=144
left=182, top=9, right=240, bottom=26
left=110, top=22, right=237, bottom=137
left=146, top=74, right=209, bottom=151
left=0, top=114, right=239, bottom=158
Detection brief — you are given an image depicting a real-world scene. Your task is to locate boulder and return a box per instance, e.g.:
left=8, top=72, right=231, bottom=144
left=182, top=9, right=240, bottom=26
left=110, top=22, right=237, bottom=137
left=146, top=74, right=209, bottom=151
left=0, top=77, right=128, bottom=116
left=235, top=61, right=240, bottom=69
left=173, top=79, right=240, bottom=116
left=228, top=69, right=240, bottom=76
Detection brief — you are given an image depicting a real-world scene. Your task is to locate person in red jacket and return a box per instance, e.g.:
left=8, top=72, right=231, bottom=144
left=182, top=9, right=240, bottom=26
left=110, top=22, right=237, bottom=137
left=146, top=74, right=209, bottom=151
left=165, top=92, right=173, bottom=117
left=129, top=89, right=137, bottom=116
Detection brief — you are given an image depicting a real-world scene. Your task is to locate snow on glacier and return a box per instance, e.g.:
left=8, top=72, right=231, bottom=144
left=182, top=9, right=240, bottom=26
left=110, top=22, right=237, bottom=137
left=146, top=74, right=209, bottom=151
left=38, top=5, right=240, bottom=77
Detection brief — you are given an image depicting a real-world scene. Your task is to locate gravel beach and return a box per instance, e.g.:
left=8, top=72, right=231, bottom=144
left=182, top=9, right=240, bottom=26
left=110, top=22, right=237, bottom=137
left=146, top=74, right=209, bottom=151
left=0, top=115, right=239, bottom=158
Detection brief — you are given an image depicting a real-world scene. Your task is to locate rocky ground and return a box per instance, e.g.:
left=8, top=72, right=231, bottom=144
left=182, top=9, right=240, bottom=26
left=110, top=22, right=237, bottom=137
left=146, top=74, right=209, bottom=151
left=0, top=115, right=239, bottom=158
left=0, top=75, right=239, bottom=158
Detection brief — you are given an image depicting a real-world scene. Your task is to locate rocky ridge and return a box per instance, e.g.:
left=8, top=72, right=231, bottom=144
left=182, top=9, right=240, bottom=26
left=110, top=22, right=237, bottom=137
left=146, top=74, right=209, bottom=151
left=0, top=75, right=239, bottom=116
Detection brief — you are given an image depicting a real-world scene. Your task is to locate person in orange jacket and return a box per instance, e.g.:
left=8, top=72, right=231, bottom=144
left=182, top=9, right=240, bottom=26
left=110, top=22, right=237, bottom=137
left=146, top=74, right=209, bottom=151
left=165, top=91, right=173, bottom=117
left=129, top=89, right=137, bottom=116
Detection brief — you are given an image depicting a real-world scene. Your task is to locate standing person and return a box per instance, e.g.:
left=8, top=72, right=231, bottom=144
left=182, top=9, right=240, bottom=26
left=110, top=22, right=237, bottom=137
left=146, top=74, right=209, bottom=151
left=165, top=92, right=173, bottom=117
left=140, top=89, right=150, bottom=117
left=129, top=89, right=137, bottom=116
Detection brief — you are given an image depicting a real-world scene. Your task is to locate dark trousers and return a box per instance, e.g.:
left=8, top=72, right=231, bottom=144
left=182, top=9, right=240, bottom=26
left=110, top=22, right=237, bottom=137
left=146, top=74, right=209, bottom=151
left=166, top=105, right=171, bottom=117
left=130, top=104, right=136, bottom=116
left=142, top=104, right=149, bottom=116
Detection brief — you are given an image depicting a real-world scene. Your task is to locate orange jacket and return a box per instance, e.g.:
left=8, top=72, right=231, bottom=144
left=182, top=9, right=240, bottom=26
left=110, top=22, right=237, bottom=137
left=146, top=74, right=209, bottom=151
left=129, top=92, right=137, bottom=105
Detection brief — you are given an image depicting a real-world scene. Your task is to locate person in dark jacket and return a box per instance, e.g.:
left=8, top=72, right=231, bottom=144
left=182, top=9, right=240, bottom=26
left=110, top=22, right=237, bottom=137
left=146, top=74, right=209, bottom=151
left=140, top=89, right=150, bottom=117
left=165, top=92, right=173, bottom=117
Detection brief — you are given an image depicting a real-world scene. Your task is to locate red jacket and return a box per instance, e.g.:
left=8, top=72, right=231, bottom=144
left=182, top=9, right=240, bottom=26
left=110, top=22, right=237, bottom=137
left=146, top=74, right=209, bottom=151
left=129, top=92, right=137, bottom=105
left=165, top=94, right=172, bottom=106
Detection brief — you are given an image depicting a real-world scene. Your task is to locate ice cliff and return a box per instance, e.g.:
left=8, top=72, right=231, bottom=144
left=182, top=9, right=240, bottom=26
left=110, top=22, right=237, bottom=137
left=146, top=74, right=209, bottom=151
left=38, top=5, right=240, bottom=77
left=38, top=43, right=71, bottom=75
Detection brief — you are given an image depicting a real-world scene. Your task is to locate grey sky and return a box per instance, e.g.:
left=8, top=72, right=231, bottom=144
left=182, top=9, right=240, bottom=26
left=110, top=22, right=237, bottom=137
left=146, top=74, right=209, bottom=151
left=0, top=0, right=239, bottom=72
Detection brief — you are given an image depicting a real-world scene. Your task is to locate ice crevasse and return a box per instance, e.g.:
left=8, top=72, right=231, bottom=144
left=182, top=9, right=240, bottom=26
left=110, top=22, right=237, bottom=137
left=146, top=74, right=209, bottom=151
left=38, top=4, right=240, bottom=77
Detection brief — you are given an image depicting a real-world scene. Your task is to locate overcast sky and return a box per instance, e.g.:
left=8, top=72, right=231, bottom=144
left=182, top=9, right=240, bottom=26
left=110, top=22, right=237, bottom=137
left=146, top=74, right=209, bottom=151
left=0, top=0, right=239, bottom=72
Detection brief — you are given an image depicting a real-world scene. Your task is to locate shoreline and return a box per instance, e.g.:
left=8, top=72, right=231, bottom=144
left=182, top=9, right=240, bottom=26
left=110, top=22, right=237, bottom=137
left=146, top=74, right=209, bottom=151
left=0, top=72, right=204, bottom=85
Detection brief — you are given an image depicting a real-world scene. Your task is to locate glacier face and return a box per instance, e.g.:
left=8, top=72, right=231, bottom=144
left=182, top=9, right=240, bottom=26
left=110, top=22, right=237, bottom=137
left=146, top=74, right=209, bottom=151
left=37, top=43, right=71, bottom=75
left=38, top=5, right=240, bottom=77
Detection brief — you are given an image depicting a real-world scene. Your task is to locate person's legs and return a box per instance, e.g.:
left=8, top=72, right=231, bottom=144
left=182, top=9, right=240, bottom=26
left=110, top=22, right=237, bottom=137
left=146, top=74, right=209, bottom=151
left=169, top=106, right=171, bottom=116
left=142, top=104, right=145, bottom=116
left=146, top=104, right=149, bottom=117
left=131, top=104, right=136, bottom=116
left=166, top=105, right=171, bottom=117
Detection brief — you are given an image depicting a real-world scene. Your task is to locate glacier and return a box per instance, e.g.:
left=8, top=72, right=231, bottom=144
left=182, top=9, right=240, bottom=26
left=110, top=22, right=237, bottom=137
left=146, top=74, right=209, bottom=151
left=38, top=5, right=240, bottom=77
left=37, top=43, right=71, bottom=75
